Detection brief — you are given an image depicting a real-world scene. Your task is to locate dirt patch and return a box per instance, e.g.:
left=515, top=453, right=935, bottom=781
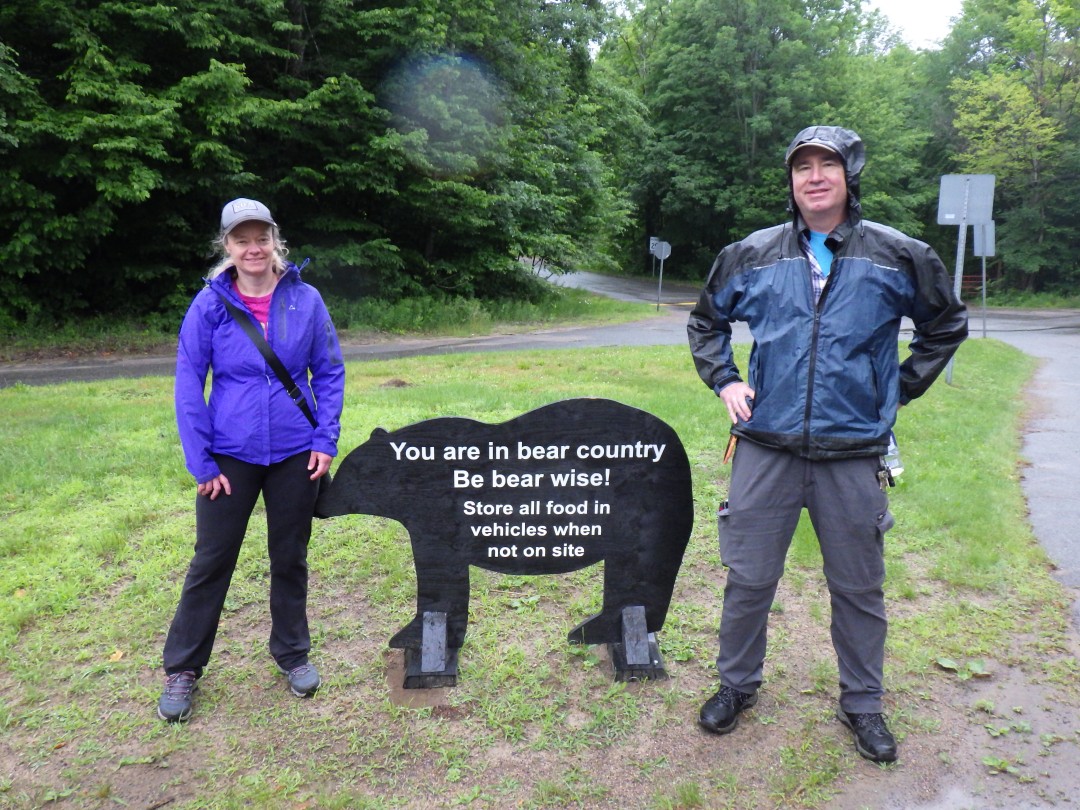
left=825, top=634, right=1080, bottom=810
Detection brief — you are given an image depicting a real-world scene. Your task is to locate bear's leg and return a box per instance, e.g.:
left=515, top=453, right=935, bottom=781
left=389, top=561, right=470, bottom=650
left=568, top=549, right=680, bottom=645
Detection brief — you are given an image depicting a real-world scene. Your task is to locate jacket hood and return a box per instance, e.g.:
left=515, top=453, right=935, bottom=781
left=785, top=125, right=865, bottom=219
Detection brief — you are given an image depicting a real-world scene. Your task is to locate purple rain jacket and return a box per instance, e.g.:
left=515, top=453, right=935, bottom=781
left=175, top=262, right=345, bottom=484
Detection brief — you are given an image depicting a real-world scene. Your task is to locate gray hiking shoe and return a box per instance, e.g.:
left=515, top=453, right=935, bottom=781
left=279, top=663, right=321, bottom=697
left=157, top=670, right=198, bottom=722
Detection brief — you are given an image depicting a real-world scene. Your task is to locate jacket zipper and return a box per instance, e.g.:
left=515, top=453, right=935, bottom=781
left=802, top=260, right=833, bottom=456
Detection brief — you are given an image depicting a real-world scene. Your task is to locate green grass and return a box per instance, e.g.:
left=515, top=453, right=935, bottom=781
left=325, top=286, right=654, bottom=337
left=0, top=338, right=1073, bottom=809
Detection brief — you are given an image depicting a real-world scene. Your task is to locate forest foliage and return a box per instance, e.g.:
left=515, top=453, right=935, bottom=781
left=1, top=0, right=1078, bottom=328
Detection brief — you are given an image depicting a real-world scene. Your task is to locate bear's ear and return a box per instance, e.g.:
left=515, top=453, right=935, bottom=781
left=370, top=427, right=389, bottom=439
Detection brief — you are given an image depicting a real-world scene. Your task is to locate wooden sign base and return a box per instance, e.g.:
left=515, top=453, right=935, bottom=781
left=403, top=611, right=459, bottom=689
left=607, top=605, right=669, bottom=682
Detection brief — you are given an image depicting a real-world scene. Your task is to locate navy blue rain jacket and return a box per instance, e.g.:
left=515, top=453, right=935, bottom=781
left=687, top=216, right=968, bottom=460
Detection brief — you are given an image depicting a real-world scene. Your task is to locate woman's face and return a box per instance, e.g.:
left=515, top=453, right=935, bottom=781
left=225, top=222, right=275, bottom=277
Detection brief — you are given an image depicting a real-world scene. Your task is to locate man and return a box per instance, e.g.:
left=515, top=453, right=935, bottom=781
left=686, top=126, right=967, bottom=763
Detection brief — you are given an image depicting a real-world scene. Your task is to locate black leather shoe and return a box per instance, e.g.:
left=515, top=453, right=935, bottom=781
left=698, top=686, right=758, bottom=734
left=837, top=710, right=898, bottom=763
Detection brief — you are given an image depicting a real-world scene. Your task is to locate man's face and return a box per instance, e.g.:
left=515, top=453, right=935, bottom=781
left=790, top=145, right=848, bottom=230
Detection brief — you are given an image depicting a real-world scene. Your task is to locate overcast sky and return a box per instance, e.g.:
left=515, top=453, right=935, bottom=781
left=867, top=0, right=965, bottom=49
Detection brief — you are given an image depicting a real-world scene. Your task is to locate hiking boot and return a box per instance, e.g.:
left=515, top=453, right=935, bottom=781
left=157, top=670, right=198, bottom=722
left=698, top=685, right=758, bottom=734
left=279, top=662, right=321, bottom=697
left=837, top=710, right=898, bottom=763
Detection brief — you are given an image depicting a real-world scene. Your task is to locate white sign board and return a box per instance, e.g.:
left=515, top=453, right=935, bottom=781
left=973, top=222, right=996, bottom=257
left=937, top=175, right=995, bottom=225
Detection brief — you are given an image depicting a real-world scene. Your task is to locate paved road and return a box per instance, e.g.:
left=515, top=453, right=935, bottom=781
left=973, top=307, right=1080, bottom=615
left=3, top=271, right=1078, bottom=622
left=0, top=272, right=713, bottom=389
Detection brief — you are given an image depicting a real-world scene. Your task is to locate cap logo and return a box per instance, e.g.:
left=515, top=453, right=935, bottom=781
left=230, top=200, right=259, bottom=213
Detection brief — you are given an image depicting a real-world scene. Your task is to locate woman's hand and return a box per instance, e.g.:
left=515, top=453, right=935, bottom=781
left=308, top=451, right=333, bottom=481
left=197, top=474, right=232, bottom=500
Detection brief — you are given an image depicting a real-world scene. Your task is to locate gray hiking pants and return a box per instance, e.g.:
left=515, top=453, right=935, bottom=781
left=716, top=439, right=894, bottom=714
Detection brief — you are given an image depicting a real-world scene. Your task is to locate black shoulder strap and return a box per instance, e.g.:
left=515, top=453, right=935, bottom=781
left=215, top=290, right=318, bottom=428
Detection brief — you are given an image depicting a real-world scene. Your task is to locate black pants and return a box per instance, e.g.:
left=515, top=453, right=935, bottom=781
left=163, top=452, right=318, bottom=676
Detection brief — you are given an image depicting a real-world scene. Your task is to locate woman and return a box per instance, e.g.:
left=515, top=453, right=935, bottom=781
left=159, top=198, right=345, bottom=722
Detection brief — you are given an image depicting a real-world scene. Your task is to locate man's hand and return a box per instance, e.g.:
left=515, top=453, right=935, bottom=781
left=718, top=382, right=755, bottom=425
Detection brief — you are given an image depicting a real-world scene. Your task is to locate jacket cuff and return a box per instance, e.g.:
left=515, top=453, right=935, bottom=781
left=713, top=376, right=743, bottom=396
left=312, top=437, right=338, bottom=458
left=195, top=463, right=222, bottom=485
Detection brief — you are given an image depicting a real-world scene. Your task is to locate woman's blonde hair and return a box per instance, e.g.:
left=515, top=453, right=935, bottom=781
left=207, top=224, right=290, bottom=280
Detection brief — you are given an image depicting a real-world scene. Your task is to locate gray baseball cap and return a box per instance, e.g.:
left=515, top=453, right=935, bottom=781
left=220, top=198, right=276, bottom=234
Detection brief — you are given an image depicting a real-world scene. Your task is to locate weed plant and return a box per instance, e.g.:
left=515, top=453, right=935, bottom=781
left=325, top=286, right=652, bottom=336
left=0, top=338, right=1072, bottom=809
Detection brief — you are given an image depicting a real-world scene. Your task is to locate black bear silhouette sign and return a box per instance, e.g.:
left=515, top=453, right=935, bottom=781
left=316, top=398, right=694, bottom=686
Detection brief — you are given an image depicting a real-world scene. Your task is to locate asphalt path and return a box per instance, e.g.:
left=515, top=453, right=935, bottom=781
left=0, top=273, right=708, bottom=388
left=2, top=271, right=1078, bottom=622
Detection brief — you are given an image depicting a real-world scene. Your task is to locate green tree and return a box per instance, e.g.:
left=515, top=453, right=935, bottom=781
left=940, top=0, right=1080, bottom=292
left=0, top=0, right=632, bottom=325
left=599, top=0, right=901, bottom=274
left=0, top=0, right=346, bottom=321
left=835, top=43, right=936, bottom=239
left=952, top=71, right=1063, bottom=284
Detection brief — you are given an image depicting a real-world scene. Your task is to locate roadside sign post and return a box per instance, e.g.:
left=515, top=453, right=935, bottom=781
left=972, top=221, right=996, bottom=339
left=651, top=241, right=672, bottom=310
left=937, top=174, right=995, bottom=382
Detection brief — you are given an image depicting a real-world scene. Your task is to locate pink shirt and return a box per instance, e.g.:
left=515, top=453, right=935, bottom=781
left=234, top=282, right=272, bottom=335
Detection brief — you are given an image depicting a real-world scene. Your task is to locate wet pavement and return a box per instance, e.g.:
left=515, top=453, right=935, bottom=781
left=974, top=308, right=1080, bottom=616
left=0, top=272, right=717, bottom=388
